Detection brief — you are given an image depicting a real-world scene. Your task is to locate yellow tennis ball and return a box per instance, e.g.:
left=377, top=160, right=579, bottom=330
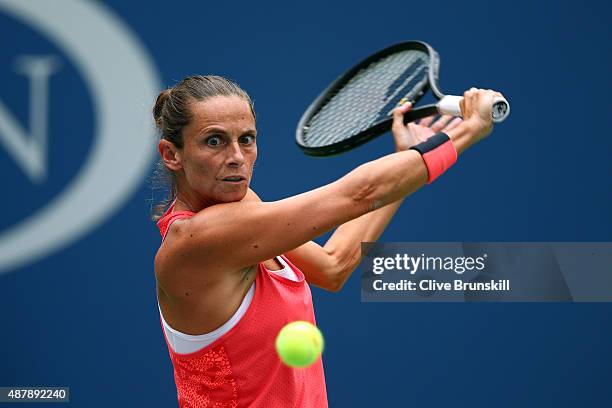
left=275, top=321, right=324, bottom=368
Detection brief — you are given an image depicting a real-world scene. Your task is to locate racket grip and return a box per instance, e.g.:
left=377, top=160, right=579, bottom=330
left=437, top=95, right=510, bottom=123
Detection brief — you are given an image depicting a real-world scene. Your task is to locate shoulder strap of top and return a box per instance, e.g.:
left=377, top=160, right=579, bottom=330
left=157, top=207, right=196, bottom=240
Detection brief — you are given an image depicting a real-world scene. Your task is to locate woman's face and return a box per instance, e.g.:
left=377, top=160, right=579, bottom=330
left=171, top=95, right=257, bottom=205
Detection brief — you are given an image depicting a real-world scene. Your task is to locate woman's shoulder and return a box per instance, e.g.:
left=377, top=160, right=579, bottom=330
left=154, top=216, right=250, bottom=290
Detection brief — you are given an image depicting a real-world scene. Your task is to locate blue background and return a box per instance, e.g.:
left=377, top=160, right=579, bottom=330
left=1, top=0, right=611, bottom=406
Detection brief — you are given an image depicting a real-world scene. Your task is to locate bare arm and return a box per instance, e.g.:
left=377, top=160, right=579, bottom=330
left=285, top=104, right=468, bottom=291
left=162, top=89, right=496, bottom=279
left=285, top=199, right=404, bottom=291
left=162, top=147, right=427, bottom=274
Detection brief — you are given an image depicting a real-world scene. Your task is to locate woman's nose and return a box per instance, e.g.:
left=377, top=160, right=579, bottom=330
left=226, top=141, right=245, bottom=166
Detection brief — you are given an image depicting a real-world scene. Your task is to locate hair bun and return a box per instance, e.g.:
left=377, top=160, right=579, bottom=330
left=153, top=88, right=172, bottom=130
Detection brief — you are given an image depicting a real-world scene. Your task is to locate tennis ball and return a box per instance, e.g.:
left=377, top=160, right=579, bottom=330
left=275, top=321, right=324, bottom=368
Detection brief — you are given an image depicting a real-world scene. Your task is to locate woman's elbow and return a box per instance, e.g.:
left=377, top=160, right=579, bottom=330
left=324, top=264, right=351, bottom=293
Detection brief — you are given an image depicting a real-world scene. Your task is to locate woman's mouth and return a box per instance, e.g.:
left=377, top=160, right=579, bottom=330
left=221, top=176, right=246, bottom=183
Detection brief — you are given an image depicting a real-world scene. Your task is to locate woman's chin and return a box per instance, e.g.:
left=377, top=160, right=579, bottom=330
left=218, top=187, right=248, bottom=202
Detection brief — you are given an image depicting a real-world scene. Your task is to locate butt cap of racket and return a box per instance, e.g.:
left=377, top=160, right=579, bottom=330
left=437, top=95, right=510, bottom=123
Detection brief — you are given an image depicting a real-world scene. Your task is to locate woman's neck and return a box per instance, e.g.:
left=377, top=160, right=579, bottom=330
left=174, top=191, right=218, bottom=212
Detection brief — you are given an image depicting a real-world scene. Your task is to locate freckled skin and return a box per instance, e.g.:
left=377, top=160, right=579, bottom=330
left=156, top=88, right=499, bottom=336
left=166, top=95, right=258, bottom=209
left=157, top=95, right=283, bottom=334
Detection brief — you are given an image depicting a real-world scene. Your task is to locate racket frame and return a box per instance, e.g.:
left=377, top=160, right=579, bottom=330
left=296, top=40, right=445, bottom=156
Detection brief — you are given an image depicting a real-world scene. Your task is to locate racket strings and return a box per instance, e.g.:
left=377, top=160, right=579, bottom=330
left=373, top=64, right=428, bottom=123
left=302, top=50, right=430, bottom=148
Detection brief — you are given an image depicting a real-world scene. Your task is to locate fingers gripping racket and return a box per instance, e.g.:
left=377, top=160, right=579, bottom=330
left=296, top=41, right=510, bottom=156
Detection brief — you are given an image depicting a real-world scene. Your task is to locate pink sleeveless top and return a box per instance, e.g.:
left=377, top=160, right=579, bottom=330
left=156, top=204, right=328, bottom=407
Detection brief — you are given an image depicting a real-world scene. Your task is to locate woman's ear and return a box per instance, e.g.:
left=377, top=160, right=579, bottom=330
left=159, top=140, right=182, bottom=171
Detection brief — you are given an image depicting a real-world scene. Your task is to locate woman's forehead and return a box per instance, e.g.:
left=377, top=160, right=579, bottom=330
left=190, top=95, right=254, bottom=125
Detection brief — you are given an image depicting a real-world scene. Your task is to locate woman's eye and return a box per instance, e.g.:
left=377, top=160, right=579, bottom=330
left=206, top=136, right=223, bottom=146
left=239, top=135, right=255, bottom=145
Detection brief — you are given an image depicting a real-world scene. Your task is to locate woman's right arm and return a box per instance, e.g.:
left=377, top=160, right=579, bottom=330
left=161, top=89, right=498, bottom=274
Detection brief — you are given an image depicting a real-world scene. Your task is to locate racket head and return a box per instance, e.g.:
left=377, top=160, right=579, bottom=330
left=296, top=41, right=443, bottom=156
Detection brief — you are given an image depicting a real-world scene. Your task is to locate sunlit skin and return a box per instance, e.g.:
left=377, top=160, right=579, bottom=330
left=158, top=95, right=257, bottom=211
left=155, top=88, right=500, bottom=335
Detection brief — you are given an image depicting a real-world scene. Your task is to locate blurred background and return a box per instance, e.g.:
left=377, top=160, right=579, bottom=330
left=1, top=0, right=611, bottom=406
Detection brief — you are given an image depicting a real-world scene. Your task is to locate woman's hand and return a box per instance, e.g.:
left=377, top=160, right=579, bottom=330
left=391, top=102, right=463, bottom=152
left=459, top=88, right=503, bottom=142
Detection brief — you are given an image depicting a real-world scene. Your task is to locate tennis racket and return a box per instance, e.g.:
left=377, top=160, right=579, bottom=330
left=296, top=40, right=509, bottom=156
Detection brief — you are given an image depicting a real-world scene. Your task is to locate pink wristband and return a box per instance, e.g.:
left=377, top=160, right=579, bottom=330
left=421, top=139, right=457, bottom=183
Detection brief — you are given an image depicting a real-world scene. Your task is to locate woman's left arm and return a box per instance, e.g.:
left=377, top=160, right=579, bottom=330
left=284, top=199, right=403, bottom=291
left=286, top=104, right=463, bottom=291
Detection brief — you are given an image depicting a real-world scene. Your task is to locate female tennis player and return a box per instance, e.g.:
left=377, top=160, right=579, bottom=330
left=153, top=75, right=499, bottom=407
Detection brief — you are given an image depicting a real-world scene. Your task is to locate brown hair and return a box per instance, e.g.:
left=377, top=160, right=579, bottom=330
left=151, top=75, right=255, bottom=220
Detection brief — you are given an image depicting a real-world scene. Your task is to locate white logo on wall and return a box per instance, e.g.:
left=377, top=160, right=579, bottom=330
left=0, top=55, right=60, bottom=184
left=0, top=0, right=160, bottom=274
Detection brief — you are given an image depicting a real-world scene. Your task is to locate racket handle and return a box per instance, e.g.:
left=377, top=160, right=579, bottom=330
left=437, top=95, right=510, bottom=123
